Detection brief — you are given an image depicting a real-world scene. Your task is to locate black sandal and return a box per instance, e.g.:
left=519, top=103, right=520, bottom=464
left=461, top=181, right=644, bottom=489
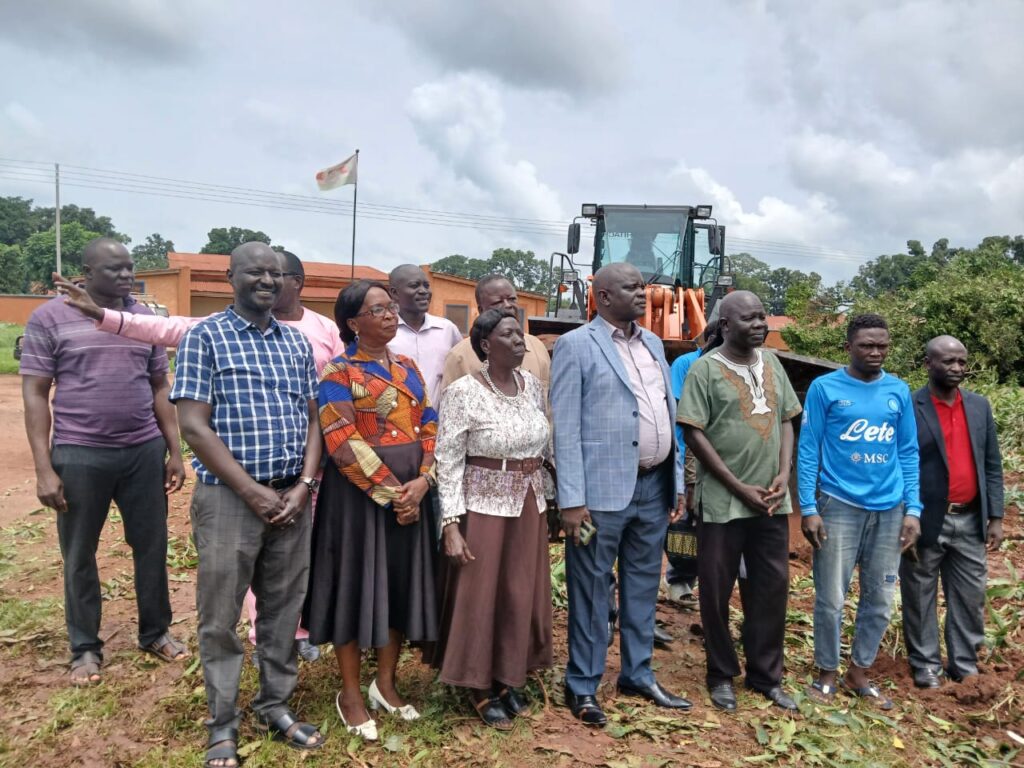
left=205, top=726, right=238, bottom=768
left=69, top=651, right=102, bottom=687
left=496, top=686, right=528, bottom=718
left=471, top=694, right=513, bottom=731
left=255, top=710, right=324, bottom=750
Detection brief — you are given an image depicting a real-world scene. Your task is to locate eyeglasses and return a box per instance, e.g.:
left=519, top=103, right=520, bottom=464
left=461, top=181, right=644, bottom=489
left=356, top=302, right=400, bottom=318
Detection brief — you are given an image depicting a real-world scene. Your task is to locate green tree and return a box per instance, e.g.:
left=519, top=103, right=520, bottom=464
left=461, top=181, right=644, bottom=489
left=430, top=254, right=490, bottom=281
left=200, top=227, right=272, bottom=254
left=0, top=196, right=38, bottom=246
left=783, top=236, right=1024, bottom=386
left=0, top=244, right=27, bottom=293
left=32, top=204, right=128, bottom=244
left=487, top=248, right=551, bottom=294
left=431, top=249, right=553, bottom=295
left=726, top=252, right=770, bottom=302
left=131, top=233, right=175, bottom=270
left=23, top=222, right=103, bottom=290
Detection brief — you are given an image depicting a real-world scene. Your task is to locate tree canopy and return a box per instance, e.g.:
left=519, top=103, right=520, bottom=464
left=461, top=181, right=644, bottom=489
left=783, top=236, right=1024, bottom=387
left=200, top=227, right=281, bottom=254
left=432, top=248, right=552, bottom=295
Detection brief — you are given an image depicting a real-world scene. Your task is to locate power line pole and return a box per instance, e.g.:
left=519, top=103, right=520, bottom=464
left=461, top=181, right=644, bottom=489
left=54, top=162, right=61, bottom=276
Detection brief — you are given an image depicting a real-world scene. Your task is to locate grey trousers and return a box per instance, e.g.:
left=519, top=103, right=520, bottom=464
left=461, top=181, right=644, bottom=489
left=190, top=482, right=311, bottom=733
left=900, top=512, right=987, bottom=678
left=51, top=437, right=171, bottom=659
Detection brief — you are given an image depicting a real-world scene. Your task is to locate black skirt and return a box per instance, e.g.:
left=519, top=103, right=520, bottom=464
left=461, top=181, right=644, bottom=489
left=302, top=442, right=438, bottom=649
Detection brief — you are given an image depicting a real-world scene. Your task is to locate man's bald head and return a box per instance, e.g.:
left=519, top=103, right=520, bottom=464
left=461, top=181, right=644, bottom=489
left=81, top=237, right=129, bottom=268
left=717, top=290, right=768, bottom=354
left=592, top=262, right=642, bottom=294
left=718, top=290, right=764, bottom=322
left=389, top=263, right=423, bottom=287
left=593, top=262, right=645, bottom=324
left=389, top=263, right=431, bottom=317
left=229, top=241, right=279, bottom=271
left=924, top=334, right=968, bottom=391
left=925, top=335, right=967, bottom=360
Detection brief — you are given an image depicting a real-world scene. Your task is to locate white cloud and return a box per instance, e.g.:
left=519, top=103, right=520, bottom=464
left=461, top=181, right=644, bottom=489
left=749, top=0, right=1024, bottom=155
left=406, top=74, right=564, bottom=224
left=0, top=0, right=206, bottom=64
left=670, top=163, right=847, bottom=246
left=361, top=0, right=625, bottom=95
left=789, top=130, right=1024, bottom=242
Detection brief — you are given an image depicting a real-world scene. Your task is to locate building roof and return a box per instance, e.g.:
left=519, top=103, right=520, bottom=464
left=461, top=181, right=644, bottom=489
left=167, top=252, right=388, bottom=281
left=767, top=315, right=795, bottom=331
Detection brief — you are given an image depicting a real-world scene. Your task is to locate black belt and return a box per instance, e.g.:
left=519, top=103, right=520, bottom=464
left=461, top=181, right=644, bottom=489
left=638, top=463, right=664, bottom=477
left=946, top=498, right=979, bottom=515
left=258, top=475, right=299, bottom=490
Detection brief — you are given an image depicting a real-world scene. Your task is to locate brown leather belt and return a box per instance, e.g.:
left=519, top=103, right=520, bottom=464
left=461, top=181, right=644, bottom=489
left=946, top=499, right=979, bottom=515
left=467, top=456, right=543, bottom=473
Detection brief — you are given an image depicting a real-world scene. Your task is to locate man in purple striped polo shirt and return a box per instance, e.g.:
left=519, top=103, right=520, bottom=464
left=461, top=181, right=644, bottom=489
left=20, top=237, right=190, bottom=687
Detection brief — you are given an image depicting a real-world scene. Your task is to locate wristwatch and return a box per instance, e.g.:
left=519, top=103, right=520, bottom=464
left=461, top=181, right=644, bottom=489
left=299, top=476, right=319, bottom=494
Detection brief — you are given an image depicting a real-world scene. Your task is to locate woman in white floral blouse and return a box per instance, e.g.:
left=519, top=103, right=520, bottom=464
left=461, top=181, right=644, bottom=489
left=429, top=310, right=553, bottom=730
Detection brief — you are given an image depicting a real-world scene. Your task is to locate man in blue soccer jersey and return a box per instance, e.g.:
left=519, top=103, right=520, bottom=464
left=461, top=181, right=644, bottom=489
left=797, top=314, right=922, bottom=710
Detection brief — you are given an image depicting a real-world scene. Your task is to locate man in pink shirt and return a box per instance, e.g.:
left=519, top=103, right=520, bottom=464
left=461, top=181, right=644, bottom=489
left=386, top=264, right=463, bottom=407
left=54, top=250, right=343, bottom=663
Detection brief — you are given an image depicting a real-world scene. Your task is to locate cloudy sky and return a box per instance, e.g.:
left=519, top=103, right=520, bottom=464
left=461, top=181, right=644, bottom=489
left=1, top=0, right=1021, bottom=283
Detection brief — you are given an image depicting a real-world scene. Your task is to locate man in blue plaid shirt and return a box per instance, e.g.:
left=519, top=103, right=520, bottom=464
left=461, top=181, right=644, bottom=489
left=170, top=242, right=325, bottom=765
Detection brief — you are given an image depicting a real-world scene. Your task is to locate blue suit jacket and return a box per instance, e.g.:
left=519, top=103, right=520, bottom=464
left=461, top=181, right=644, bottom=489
left=551, top=317, right=683, bottom=512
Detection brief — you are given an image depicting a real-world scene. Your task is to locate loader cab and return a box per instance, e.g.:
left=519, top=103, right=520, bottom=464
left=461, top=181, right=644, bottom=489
left=573, top=204, right=725, bottom=291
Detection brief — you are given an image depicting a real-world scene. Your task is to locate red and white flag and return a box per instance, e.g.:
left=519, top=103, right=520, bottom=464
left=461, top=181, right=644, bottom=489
left=315, top=152, right=358, bottom=191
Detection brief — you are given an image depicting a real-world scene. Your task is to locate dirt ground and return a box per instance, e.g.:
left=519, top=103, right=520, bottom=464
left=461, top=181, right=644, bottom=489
left=0, top=372, right=1021, bottom=767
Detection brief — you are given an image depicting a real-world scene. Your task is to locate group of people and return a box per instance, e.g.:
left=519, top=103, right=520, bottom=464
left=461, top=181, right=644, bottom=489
left=20, top=238, right=1004, bottom=767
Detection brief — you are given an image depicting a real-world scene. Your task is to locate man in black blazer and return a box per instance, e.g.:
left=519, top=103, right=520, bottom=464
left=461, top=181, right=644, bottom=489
left=900, top=335, right=1004, bottom=688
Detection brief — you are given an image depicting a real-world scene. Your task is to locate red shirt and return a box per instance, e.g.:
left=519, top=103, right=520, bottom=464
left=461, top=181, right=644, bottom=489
left=931, top=390, right=978, bottom=504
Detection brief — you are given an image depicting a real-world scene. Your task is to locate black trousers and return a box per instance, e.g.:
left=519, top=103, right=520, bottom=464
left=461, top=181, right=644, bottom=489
left=51, top=437, right=171, bottom=659
left=697, top=512, right=789, bottom=690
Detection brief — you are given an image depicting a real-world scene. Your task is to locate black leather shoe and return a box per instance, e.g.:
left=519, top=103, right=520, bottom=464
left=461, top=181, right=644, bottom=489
left=564, top=686, right=607, bottom=727
left=760, top=685, right=798, bottom=711
left=709, top=683, right=737, bottom=712
left=653, top=625, right=673, bottom=648
left=607, top=620, right=616, bottom=647
left=913, top=667, right=942, bottom=689
left=497, top=685, right=528, bottom=717
left=617, top=681, right=692, bottom=710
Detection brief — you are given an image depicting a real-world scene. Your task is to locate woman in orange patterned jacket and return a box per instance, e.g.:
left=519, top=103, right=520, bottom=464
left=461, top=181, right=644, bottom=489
left=302, top=280, right=438, bottom=743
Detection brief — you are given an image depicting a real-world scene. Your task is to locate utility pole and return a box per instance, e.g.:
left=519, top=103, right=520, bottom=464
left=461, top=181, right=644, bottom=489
left=54, top=163, right=61, bottom=276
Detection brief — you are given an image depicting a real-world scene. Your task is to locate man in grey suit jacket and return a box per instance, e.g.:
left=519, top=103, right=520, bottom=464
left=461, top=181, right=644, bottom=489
left=901, top=335, right=1004, bottom=688
left=552, top=263, right=689, bottom=727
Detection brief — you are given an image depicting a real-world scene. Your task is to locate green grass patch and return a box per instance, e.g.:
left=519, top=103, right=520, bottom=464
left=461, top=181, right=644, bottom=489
left=0, top=322, right=24, bottom=375
left=33, top=685, right=121, bottom=742
left=0, top=596, right=63, bottom=656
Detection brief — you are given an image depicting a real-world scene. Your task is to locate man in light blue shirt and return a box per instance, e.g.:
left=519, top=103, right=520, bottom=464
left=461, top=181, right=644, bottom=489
left=797, top=313, right=921, bottom=710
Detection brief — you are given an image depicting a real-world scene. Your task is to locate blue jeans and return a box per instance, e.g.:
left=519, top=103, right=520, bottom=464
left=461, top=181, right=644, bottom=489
left=812, top=494, right=904, bottom=671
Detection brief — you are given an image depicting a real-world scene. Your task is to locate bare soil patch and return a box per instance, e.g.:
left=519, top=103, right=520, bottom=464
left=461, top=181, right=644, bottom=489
left=0, top=374, right=1021, bottom=767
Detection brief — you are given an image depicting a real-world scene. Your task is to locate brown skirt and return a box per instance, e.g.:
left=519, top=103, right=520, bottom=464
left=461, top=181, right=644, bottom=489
left=426, top=489, right=552, bottom=690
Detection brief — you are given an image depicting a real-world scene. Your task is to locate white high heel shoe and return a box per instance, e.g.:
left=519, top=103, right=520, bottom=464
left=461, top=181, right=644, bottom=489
left=336, top=690, right=378, bottom=740
left=368, top=679, right=421, bottom=721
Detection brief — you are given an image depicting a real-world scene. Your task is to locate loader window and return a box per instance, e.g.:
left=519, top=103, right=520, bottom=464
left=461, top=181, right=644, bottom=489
left=598, top=208, right=686, bottom=286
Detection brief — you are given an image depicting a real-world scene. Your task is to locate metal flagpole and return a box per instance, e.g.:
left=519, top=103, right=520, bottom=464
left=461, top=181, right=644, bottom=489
left=350, top=149, right=359, bottom=281
left=54, top=162, right=61, bottom=276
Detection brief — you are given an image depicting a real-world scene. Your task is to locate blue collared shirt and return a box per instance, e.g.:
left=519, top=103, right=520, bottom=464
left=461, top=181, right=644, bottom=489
left=169, top=306, right=318, bottom=484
